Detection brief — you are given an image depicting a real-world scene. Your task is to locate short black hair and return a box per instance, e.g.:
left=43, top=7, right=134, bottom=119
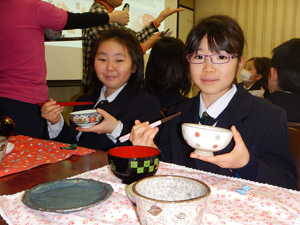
left=185, top=15, right=245, bottom=58
left=271, top=38, right=300, bottom=94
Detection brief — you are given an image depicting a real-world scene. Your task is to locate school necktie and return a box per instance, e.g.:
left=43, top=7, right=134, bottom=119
left=201, top=111, right=214, bottom=125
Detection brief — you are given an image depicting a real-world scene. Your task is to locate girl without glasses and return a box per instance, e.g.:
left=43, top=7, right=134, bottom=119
left=237, top=57, right=271, bottom=97
left=129, top=15, right=298, bottom=190
left=144, top=37, right=191, bottom=112
left=41, top=28, right=161, bottom=151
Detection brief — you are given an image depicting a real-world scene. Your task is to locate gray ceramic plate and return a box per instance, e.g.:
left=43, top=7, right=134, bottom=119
left=22, top=178, right=113, bottom=213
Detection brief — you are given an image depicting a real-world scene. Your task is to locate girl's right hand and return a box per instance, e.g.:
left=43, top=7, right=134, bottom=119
left=41, top=98, right=64, bottom=125
left=129, top=120, right=159, bottom=148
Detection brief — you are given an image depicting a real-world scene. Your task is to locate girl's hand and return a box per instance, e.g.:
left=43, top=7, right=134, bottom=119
left=41, top=98, right=63, bottom=125
left=76, top=108, right=118, bottom=134
left=155, top=7, right=185, bottom=24
left=129, top=120, right=158, bottom=148
left=190, top=125, right=250, bottom=169
left=142, top=32, right=162, bottom=52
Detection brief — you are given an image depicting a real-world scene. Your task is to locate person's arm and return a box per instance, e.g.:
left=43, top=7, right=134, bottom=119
left=64, top=11, right=128, bottom=29
left=155, top=7, right=185, bottom=25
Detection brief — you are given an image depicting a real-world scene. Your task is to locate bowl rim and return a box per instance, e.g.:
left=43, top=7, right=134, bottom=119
left=108, top=146, right=161, bottom=158
left=70, top=109, right=98, bottom=115
left=182, top=123, right=232, bottom=133
left=0, top=136, right=8, bottom=142
left=132, top=175, right=211, bottom=203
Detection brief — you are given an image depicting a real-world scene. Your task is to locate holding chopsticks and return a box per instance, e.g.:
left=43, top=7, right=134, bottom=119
left=38, top=102, right=94, bottom=107
left=119, top=112, right=181, bottom=143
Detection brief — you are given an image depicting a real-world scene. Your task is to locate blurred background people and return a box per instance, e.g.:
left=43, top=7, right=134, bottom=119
left=0, top=0, right=127, bottom=139
left=82, top=0, right=185, bottom=90
left=42, top=28, right=161, bottom=151
left=144, top=37, right=191, bottom=113
left=237, top=57, right=271, bottom=98
left=266, top=38, right=300, bottom=123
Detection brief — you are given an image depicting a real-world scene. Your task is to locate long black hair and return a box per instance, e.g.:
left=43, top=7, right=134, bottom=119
left=145, top=37, right=191, bottom=95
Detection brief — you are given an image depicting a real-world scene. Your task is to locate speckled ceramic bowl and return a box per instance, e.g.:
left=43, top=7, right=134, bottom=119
left=108, top=146, right=160, bottom=184
left=132, top=175, right=211, bottom=225
left=70, top=109, right=102, bottom=128
left=182, top=123, right=233, bottom=157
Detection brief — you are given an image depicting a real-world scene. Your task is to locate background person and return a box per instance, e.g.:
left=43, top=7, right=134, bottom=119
left=82, top=0, right=185, bottom=90
left=266, top=38, right=300, bottom=123
left=42, top=28, right=161, bottom=151
left=144, top=37, right=191, bottom=112
left=237, top=57, right=271, bottom=97
left=0, top=0, right=128, bottom=139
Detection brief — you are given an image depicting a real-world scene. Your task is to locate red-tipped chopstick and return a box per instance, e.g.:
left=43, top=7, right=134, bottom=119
left=38, top=102, right=94, bottom=106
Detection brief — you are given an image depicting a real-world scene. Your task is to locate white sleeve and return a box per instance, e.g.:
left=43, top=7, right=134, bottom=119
left=47, top=114, right=64, bottom=139
left=106, top=121, right=123, bottom=144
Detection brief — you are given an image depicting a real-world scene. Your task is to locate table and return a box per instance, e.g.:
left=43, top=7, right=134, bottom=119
left=1, top=140, right=300, bottom=224
left=0, top=150, right=108, bottom=225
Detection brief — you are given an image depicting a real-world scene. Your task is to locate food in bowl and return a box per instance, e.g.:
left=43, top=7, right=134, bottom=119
left=182, top=123, right=233, bottom=157
left=107, top=146, right=160, bottom=184
left=70, top=109, right=102, bottom=128
left=132, top=175, right=211, bottom=225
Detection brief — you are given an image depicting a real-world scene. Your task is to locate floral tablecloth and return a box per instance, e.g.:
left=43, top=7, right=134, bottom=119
left=0, top=135, right=95, bottom=177
left=0, top=162, right=300, bottom=225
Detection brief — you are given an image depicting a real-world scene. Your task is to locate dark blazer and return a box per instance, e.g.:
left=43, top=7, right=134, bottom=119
left=266, top=91, right=300, bottom=123
left=158, top=86, right=298, bottom=190
left=53, top=86, right=162, bottom=151
left=237, top=79, right=270, bottom=97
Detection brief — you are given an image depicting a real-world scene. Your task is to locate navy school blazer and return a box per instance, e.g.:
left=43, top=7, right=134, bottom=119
left=50, top=85, right=162, bottom=151
left=158, top=86, right=298, bottom=190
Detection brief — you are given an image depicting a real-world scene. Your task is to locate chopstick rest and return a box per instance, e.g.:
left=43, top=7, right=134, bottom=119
left=236, top=185, right=251, bottom=195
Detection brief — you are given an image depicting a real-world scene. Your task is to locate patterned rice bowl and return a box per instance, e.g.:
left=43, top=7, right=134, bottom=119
left=70, top=109, right=102, bottom=128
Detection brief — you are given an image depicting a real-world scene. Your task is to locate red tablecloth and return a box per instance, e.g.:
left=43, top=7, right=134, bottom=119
left=0, top=135, right=95, bottom=177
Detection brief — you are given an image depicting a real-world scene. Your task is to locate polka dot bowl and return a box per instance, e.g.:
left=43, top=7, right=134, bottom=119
left=182, top=123, right=233, bottom=157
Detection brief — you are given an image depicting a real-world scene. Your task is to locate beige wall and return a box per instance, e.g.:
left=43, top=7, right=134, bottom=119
left=194, top=0, right=300, bottom=59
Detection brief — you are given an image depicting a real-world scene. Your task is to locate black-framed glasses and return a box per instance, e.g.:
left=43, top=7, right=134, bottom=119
left=186, top=53, right=238, bottom=64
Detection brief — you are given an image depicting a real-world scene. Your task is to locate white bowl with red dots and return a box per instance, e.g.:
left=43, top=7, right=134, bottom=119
left=182, top=123, right=233, bottom=157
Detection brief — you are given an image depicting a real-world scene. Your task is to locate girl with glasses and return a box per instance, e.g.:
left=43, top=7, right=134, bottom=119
left=129, top=15, right=298, bottom=190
